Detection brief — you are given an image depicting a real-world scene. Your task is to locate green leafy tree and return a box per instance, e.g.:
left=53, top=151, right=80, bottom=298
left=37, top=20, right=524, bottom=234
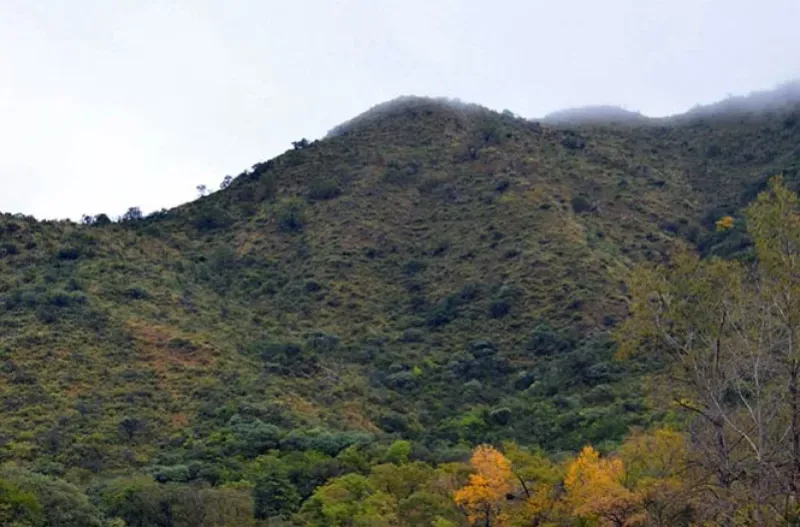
left=383, top=440, right=412, bottom=465
left=253, top=471, right=301, bottom=520
left=299, top=473, right=398, bottom=526
left=0, top=477, right=44, bottom=527
left=1, top=466, right=102, bottom=527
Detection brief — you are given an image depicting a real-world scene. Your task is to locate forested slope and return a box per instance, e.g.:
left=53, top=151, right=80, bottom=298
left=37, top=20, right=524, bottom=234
left=2, top=95, right=800, bottom=524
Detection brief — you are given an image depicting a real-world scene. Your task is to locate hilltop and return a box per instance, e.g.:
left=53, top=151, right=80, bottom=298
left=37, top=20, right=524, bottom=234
left=2, top=90, right=800, bottom=522
left=542, top=105, right=647, bottom=125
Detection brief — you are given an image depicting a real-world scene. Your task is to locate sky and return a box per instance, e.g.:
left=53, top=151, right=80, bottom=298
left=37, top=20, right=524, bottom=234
left=1, top=0, right=799, bottom=220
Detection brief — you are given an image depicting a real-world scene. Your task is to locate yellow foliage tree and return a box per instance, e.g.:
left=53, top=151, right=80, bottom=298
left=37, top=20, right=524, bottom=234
left=454, top=445, right=514, bottom=526
left=564, top=446, right=642, bottom=527
left=716, top=215, right=735, bottom=231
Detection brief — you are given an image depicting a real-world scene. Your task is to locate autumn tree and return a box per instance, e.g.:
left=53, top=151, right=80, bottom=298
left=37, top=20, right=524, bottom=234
left=564, top=446, right=641, bottom=526
left=454, top=445, right=514, bottom=527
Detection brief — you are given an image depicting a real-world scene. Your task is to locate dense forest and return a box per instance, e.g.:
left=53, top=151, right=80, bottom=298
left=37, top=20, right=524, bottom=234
left=3, top=92, right=800, bottom=525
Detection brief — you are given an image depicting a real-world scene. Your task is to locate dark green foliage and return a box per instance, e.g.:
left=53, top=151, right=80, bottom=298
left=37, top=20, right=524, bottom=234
left=253, top=470, right=301, bottom=519
left=489, top=298, right=510, bottom=318
left=125, top=286, right=149, bottom=300
left=56, top=247, right=80, bottom=260
left=571, top=195, right=594, bottom=213
left=276, top=198, right=306, bottom=232
left=118, top=416, right=147, bottom=443
left=151, top=465, right=191, bottom=483
left=94, top=214, right=112, bottom=226
left=227, top=415, right=281, bottom=456
left=121, top=207, right=143, bottom=222
left=1, top=242, right=19, bottom=256
left=307, top=178, right=342, bottom=201
left=527, top=322, right=577, bottom=356
left=191, top=204, right=232, bottom=231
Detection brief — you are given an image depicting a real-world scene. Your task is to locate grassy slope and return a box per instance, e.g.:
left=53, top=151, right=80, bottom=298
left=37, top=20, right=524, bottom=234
left=1, top=97, right=800, bottom=477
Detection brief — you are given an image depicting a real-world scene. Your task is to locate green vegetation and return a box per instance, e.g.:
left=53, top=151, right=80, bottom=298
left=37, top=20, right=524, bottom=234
left=2, top=96, right=800, bottom=524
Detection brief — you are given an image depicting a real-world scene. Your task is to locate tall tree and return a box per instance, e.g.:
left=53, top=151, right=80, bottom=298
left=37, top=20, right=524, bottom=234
left=454, top=445, right=514, bottom=527
left=618, top=176, right=800, bottom=525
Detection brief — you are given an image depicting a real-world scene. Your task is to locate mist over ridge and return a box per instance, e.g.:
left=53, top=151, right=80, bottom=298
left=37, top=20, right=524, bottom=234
left=329, top=79, right=800, bottom=136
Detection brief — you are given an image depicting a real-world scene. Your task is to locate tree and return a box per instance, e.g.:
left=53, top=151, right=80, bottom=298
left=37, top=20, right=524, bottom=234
left=219, top=175, right=233, bottom=190
left=0, top=477, right=44, bottom=527
left=383, top=440, right=412, bottom=465
left=617, top=176, right=800, bottom=524
left=1, top=466, right=102, bottom=527
left=121, top=207, right=143, bottom=222
left=502, top=442, right=564, bottom=526
left=618, top=429, right=690, bottom=527
left=454, top=445, right=514, bottom=527
left=370, top=462, right=451, bottom=524
left=253, top=470, right=301, bottom=520
left=94, top=213, right=112, bottom=226
left=196, top=184, right=208, bottom=197
left=118, top=416, right=146, bottom=443
left=97, top=476, right=165, bottom=527
left=298, top=473, right=398, bottom=526
left=564, top=446, right=640, bottom=526
left=292, top=138, right=310, bottom=150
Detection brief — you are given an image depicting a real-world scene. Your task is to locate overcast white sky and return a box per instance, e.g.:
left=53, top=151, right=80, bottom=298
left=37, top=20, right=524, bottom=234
left=2, top=0, right=799, bottom=219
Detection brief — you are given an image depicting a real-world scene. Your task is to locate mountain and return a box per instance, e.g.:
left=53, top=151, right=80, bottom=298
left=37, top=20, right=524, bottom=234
left=2, top=93, right=800, bottom=522
left=541, top=105, right=647, bottom=125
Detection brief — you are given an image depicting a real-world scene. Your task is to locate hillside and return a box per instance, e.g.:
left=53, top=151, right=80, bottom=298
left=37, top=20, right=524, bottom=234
left=2, top=94, right=800, bottom=523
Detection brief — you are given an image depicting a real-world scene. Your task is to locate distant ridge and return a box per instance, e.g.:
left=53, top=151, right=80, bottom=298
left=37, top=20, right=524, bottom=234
left=542, top=105, right=647, bottom=125
left=675, top=80, right=800, bottom=121
left=540, top=81, right=800, bottom=126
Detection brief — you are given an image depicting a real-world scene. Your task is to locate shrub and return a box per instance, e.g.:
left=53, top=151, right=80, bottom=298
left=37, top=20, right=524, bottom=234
left=56, top=247, right=80, bottom=260
left=307, top=179, right=342, bottom=201
left=571, top=195, right=593, bottom=214
left=1, top=242, right=19, bottom=256
left=192, top=205, right=232, bottom=231
left=489, top=298, right=510, bottom=318
left=125, top=286, right=149, bottom=300
left=306, top=332, right=339, bottom=353
left=384, top=160, right=421, bottom=184
left=227, top=416, right=282, bottom=456
left=400, top=328, right=425, bottom=343
left=276, top=198, right=307, bottom=232
left=152, top=465, right=191, bottom=483
left=488, top=407, right=512, bottom=425
left=48, top=291, right=73, bottom=307
left=561, top=134, right=585, bottom=150
left=526, top=323, right=576, bottom=356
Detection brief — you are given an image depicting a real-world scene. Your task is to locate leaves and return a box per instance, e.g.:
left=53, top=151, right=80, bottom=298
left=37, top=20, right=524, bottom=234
left=454, top=445, right=514, bottom=526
